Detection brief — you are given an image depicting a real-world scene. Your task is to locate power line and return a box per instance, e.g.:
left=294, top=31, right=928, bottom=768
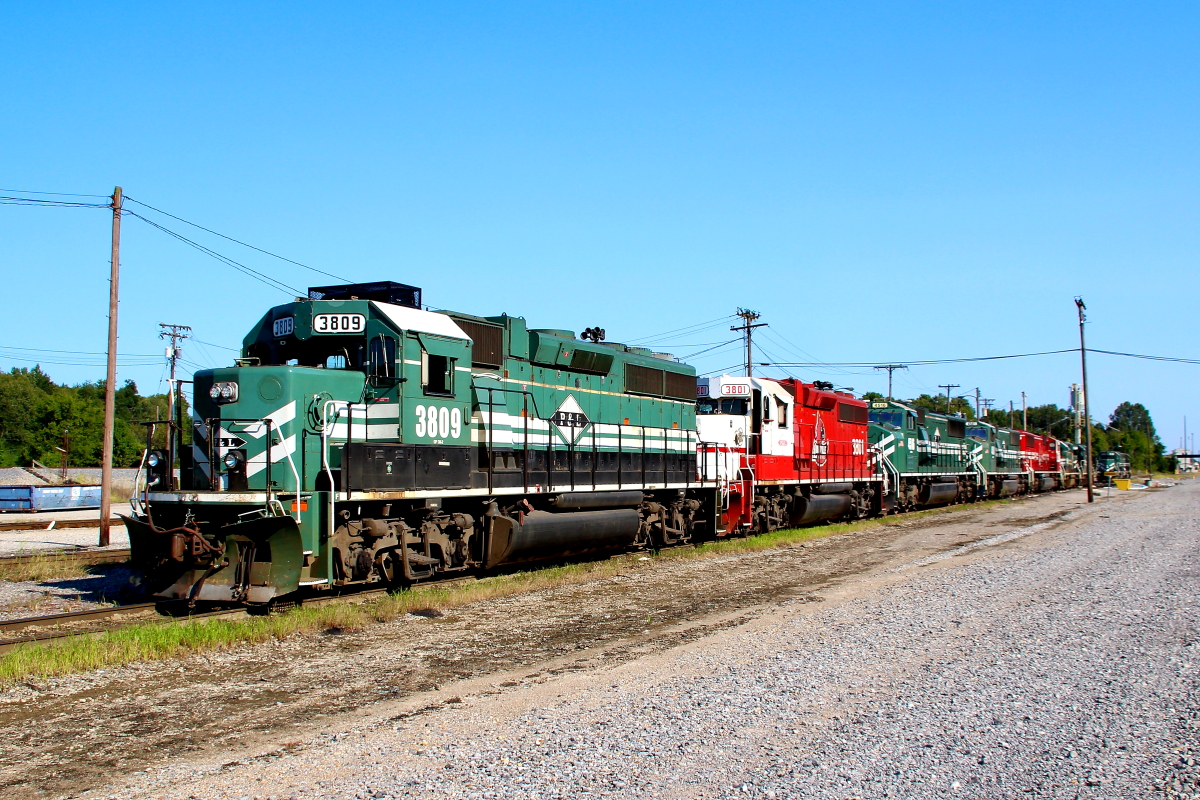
left=125, top=210, right=302, bottom=296
left=0, top=189, right=111, bottom=197
left=0, top=194, right=110, bottom=208
left=1088, top=348, right=1200, bottom=365
left=627, top=315, right=737, bottom=345
left=192, top=338, right=240, bottom=352
left=759, top=328, right=858, bottom=376
left=679, top=338, right=742, bottom=360
left=700, top=361, right=747, bottom=377
left=761, top=348, right=1079, bottom=368
left=0, top=344, right=161, bottom=357
left=124, top=196, right=352, bottom=283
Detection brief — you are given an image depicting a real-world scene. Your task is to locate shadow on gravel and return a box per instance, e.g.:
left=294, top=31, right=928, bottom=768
left=38, top=565, right=147, bottom=604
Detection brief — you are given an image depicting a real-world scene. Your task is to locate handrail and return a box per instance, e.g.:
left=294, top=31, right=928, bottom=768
left=471, top=380, right=542, bottom=494
left=204, top=416, right=275, bottom=517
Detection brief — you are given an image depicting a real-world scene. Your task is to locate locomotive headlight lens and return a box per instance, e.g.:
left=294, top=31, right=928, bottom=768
left=209, top=381, right=239, bottom=403
left=147, top=452, right=160, bottom=467
left=223, top=452, right=243, bottom=469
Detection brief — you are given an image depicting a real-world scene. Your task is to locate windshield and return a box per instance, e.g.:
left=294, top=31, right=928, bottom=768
left=869, top=409, right=904, bottom=428
left=697, top=398, right=749, bottom=415
left=967, top=426, right=991, bottom=440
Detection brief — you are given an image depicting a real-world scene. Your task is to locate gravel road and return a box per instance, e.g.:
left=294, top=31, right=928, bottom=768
left=84, top=483, right=1197, bottom=800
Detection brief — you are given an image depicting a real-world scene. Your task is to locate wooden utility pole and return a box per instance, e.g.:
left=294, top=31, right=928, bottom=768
left=939, top=384, right=960, bottom=413
left=1076, top=297, right=1094, bottom=503
left=100, top=187, right=122, bottom=546
left=731, top=309, right=766, bottom=377
left=874, top=365, right=908, bottom=399
left=159, top=323, right=192, bottom=490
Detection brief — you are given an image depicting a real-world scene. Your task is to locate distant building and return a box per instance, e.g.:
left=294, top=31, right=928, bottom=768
left=1172, top=448, right=1198, bottom=473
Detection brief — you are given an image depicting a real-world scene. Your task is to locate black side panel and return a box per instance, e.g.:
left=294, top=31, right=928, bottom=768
left=344, top=443, right=471, bottom=491
left=413, top=445, right=471, bottom=489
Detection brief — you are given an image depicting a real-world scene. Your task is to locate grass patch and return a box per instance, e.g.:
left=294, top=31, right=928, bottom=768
left=0, top=499, right=1006, bottom=685
left=0, top=551, right=104, bottom=583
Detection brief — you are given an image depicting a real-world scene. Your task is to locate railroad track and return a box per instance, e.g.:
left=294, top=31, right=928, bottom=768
left=0, top=517, right=125, bottom=532
left=0, top=577, right=475, bottom=656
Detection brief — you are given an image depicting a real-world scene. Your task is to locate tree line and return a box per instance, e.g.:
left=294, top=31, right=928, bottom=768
left=0, top=366, right=187, bottom=470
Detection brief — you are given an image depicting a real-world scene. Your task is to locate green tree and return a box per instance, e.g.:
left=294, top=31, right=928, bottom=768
left=905, top=393, right=975, bottom=419
left=0, top=368, right=185, bottom=468
left=1103, top=402, right=1166, bottom=471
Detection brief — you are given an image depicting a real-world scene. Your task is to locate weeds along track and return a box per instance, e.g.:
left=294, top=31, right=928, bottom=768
left=0, top=575, right=481, bottom=656
left=0, top=547, right=132, bottom=570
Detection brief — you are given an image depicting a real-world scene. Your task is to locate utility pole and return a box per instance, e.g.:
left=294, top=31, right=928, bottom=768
left=159, top=323, right=192, bottom=490
left=731, top=309, right=766, bottom=377
left=874, top=365, right=908, bottom=399
left=1021, top=391, right=1027, bottom=430
left=57, top=427, right=70, bottom=481
left=982, top=398, right=995, bottom=418
left=1010, top=400, right=1015, bottom=428
left=100, top=187, right=122, bottom=547
left=974, top=387, right=981, bottom=419
left=1076, top=297, right=1094, bottom=503
left=939, top=384, right=960, bottom=413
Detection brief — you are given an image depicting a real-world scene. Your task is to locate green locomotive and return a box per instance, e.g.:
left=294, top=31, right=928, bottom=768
left=127, top=282, right=711, bottom=605
left=867, top=399, right=978, bottom=511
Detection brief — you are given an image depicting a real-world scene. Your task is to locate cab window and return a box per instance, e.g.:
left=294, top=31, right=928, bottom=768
left=696, top=399, right=749, bottom=415
left=422, top=352, right=454, bottom=395
left=775, top=397, right=788, bottom=428
left=369, top=336, right=397, bottom=379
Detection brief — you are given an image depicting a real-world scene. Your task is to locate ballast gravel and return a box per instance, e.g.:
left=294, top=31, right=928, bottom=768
left=109, top=483, right=1200, bottom=800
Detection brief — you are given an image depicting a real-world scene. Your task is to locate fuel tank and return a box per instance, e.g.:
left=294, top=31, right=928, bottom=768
left=996, top=479, right=1020, bottom=497
left=918, top=482, right=959, bottom=506
left=486, top=508, right=641, bottom=567
left=791, top=493, right=853, bottom=524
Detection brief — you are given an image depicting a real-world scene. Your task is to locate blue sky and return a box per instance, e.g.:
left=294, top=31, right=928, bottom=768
left=2, top=2, right=1197, bottom=448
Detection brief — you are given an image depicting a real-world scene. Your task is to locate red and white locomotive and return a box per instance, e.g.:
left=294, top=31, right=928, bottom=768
left=696, top=375, right=879, bottom=533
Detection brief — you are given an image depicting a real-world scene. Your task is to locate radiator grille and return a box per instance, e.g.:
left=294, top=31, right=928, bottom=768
left=663, top=371, right=697, bottom=401
left=455, top=320, right=504, bottom=367
left=837, top=403, right=869, bottom=425
left=625, top=364, right=664, bottom=396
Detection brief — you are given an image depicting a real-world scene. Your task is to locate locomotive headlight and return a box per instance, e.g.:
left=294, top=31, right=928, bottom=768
left=147, top=452, right=161, bottom=468
left=209, top=381, right=239, bottom=403
left=223, top=451, right=243, bottom=469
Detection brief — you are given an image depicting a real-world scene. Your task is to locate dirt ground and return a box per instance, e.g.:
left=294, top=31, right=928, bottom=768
left=0, top=488, right=1148, bottom=799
